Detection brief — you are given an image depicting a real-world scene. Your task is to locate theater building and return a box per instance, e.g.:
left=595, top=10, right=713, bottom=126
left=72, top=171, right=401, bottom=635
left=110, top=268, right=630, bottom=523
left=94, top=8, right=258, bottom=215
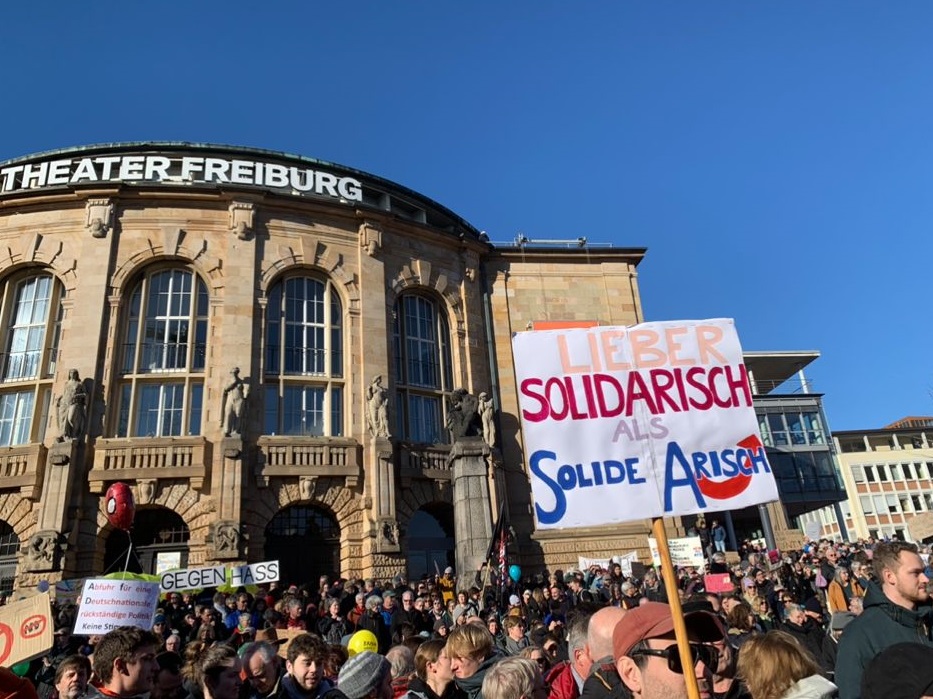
left=0, top=142, right=661, bottom=591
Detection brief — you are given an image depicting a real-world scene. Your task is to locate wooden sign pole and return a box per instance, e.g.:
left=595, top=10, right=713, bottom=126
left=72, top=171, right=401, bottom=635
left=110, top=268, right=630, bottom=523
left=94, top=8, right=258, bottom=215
left=652, top=517, right=701, bottom=699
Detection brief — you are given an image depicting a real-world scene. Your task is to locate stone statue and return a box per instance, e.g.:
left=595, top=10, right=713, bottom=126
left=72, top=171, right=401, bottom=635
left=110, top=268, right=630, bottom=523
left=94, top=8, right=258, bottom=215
left=366, top=375, right=391, bottom=439
left=445, top=389, right=482, bottom=441
left=221, top=367, right=249, bottom=437
left=57, top=369, right=87, bottom=441
left=23, top=531, right=60, bottom=572
left=214, top=521, right=240, bottom=557
left=478, top=392, right=496, bottom=448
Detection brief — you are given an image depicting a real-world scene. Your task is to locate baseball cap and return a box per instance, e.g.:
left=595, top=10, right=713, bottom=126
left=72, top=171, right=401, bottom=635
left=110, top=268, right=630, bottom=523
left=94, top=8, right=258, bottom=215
left=862, top=643, right=933, bottom=699
left=612, top=602, right=724, bottom=659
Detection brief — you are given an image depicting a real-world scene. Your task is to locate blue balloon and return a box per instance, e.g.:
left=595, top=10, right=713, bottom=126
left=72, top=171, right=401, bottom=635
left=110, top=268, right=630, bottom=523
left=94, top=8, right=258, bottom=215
left=509, top=564, right=521, bottom=582
left=37, top=580, right=49, bottom=593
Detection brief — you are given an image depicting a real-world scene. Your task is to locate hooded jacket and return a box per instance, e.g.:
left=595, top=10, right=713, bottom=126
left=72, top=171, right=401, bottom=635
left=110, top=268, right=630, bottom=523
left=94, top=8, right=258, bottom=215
left=834, top=581, right=933, bottom=699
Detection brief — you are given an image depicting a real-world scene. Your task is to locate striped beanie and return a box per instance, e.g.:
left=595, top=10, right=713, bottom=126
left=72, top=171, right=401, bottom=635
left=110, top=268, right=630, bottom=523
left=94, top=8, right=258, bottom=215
left=337, top=651, right=390, bottom=699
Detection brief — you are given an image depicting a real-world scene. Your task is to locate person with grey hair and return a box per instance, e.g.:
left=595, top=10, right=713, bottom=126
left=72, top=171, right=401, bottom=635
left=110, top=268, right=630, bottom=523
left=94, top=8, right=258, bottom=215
left=547, top=612, right=593, bottom=699
left=619, top=581, right=639, bottom=610
left=481, top=657, right=546, bottom=699
left=358, top=595, right=390, bottom=654
left=782, top=603, right=824, bottom=663
left=241, top=642, right=282, bottom=699
left=385, top=645, right=414, bottom=697
left=827, top=564, right=863, bottom=613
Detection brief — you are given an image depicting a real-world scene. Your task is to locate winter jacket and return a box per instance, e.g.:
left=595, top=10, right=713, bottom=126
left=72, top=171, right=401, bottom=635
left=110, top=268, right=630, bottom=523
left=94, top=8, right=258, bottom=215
left=779, top=675, right=837, bottom=699
left=782, top=619, right=825, bottom=666
left=834, top=581, right=933, bottom=699
left=547, top=662, right=581, bottom=699
left=579, top=659, right=623, bottom=699
left=827, top=580, right=863, bottom=614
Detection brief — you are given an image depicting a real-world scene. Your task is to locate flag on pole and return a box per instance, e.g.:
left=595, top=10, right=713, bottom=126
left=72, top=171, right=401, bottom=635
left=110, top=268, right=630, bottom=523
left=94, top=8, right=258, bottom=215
left=485, top=501, right=510, bottom=605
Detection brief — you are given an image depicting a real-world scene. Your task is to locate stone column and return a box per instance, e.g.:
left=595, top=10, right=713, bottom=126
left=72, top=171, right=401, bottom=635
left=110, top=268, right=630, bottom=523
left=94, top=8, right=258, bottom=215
left=450, top=436, right=494, bottom=577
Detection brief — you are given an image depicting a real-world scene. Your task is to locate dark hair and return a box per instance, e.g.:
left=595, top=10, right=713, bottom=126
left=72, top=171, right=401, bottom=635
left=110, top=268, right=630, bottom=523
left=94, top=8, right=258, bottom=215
left=873, top=541, right=919, bottom=581
left=191, top=644, right=239, bottom=693
left=287, top=632, right=327, bottom=665
left=54, top=655, right=91, bottom=685
left=93, top=627, right=159, bottom=684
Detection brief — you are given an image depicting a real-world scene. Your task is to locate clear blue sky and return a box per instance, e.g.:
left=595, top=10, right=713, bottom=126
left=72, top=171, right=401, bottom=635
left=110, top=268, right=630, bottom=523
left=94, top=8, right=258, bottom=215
left=1, top=2, right=929, bottom=430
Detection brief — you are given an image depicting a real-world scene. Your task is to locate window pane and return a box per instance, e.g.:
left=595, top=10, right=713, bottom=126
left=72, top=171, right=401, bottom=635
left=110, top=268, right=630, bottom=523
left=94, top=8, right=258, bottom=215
left=0, top=391, right=33, bottom=446
left=4, top=276, right=53, bottom=381
left=188, top=384, right=203, bottom=436
left=282, top=386, right=325, bottom=436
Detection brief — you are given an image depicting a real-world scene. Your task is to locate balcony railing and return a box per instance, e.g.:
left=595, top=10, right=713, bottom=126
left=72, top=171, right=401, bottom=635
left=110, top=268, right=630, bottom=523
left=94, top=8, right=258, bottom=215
left=89, top=437, right=209, bottom=492
left=255, top=436, right=361, bottom=488
left=0, top=444, right=46, bottom=500
left=399, top=443, right=452, bottom=485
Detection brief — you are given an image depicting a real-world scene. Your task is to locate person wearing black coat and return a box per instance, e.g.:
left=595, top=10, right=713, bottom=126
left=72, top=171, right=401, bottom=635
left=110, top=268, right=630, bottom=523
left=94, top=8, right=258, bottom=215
left=782, top=604, right=825, bottom=665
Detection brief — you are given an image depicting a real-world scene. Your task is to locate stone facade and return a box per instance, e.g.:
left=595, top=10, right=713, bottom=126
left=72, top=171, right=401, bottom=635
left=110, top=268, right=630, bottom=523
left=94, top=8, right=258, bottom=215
left=0, top=143, right=658, bottom=589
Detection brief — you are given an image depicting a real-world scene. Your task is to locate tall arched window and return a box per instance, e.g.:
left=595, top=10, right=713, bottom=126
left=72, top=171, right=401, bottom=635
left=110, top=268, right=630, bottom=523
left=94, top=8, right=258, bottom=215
left=0, top=272, right=63, bottom=446
left=393, top=294, right=453, bottom=443
left=264, top=276, right=344, bottom=436
left=116, top=269, right=208, bottom=437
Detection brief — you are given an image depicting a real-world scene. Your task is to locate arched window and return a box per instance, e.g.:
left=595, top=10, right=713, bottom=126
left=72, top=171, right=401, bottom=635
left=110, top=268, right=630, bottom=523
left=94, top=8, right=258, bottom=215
left=116, top=269, right=208, bottom=437
left=0, top=272, right=63, bottom=446
left=393, top=294, right=453, bottom=443
left=264, top=276, right=343, bottom=436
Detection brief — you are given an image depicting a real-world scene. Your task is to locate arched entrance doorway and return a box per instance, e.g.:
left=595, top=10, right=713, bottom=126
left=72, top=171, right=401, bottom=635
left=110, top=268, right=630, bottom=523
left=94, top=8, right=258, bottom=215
left=0, top=522, right=18, bottom=596
left=406, top=504, right=454, bottom=581
left=265, top=505, right=340, bottom=586
left=103, top=508, right=190, bottom=575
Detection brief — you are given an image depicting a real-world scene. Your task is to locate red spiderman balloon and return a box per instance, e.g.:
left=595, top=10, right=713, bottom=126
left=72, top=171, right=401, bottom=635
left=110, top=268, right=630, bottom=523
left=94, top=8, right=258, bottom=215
left=105, top=482, right=136, bottom=531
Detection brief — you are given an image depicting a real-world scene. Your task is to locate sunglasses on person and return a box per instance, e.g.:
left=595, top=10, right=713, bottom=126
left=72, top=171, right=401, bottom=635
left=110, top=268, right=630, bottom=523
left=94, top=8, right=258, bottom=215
left=628, top=643, right=719, bottom=674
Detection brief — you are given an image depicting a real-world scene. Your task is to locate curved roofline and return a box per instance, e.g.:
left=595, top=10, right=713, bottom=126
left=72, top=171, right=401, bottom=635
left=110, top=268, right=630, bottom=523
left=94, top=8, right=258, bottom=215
left=0, top=141, right=483, bottom=238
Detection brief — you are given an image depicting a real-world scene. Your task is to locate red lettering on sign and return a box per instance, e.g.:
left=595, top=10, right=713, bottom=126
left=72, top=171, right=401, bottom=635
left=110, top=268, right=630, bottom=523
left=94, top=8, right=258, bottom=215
left=20, top=614, right=46, bottom=639
left=0, top=622, right=14, bottom=666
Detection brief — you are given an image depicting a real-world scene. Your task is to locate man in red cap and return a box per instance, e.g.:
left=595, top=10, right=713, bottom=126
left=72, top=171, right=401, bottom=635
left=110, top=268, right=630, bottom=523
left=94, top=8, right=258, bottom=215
left=612, top=602, right=722, bottom=699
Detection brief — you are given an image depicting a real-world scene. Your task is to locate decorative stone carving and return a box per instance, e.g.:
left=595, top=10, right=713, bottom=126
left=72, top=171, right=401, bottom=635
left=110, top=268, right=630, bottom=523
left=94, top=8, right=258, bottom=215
left=366, top=375, right=391, bottom=439
left=86, top=199, right=113, bottom=238
left=210, top=520, right=241, bottom=559
left=478, top=392, right=496, bottom=448
left=445, top=389, right=482, bottom=442
left=299, top=476, right=317, bottom=501
left=57, top=369, right=87, bottom=442
left=383, top=520, right=399, bottom=544
left=221, top=368, right=249, bottom=437
left=359, top=220, right=382, bottom=256
left=23, top=530, right=64, bottom=572
left=136, top=479, right=157, bottom=506
left=465, top=267, right=476, bottom=282
left=229, top=202, right=255, bottom=240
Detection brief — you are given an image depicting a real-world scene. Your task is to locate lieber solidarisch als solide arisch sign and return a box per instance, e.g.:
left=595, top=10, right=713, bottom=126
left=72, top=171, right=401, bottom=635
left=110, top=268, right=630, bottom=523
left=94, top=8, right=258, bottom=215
left=512, top=318, right=779, bottom=529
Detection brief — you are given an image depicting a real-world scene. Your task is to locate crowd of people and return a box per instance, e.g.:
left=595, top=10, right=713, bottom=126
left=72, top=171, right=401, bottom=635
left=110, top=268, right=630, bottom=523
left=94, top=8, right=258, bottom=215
left=7, top=537, right=933, bottom=699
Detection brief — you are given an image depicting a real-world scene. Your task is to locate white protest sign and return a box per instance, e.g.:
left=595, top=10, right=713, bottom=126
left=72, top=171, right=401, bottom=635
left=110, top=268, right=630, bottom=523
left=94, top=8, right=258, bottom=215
left=512, top=319, right=778, bottom=529
left=160, top=565, right=226, bottom=593
left=74, top=579, right=160, bottom=635
left=614, top=552, right=639, bottom=577
left=229, top=560, right=279, bottom=587
left=579, top=556, right=612, bottom=571
left=648, top=536, right=705, bottom=568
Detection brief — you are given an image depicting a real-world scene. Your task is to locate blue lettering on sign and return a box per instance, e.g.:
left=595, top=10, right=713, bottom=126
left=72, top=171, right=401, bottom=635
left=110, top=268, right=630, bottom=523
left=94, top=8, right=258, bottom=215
left=663, top=441, right=771, bottom=512
left=530, top=450, right=645, bottom=525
